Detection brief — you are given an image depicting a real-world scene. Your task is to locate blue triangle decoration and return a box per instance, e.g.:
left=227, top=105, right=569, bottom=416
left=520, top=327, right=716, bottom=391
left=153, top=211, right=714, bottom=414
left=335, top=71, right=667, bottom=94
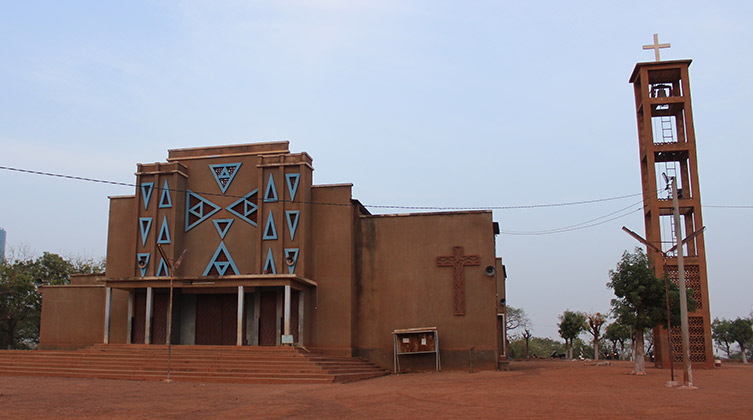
left=264, top=173, right=278, bottom=202
left=156, top=258, right=169, bottom=277
left=157, top=215, right=171, bottom=244
left=264, top=248, right=277, bottom=274
left=226, top=189, right=258, bottom=226
left=139, top=217, right=152, bottom=247
left=159, top=179, right=172, bottom=208
left=185, top=190, right=222, bottom=231
left=209, top=163, right=242, bottom=193
left=263, top=210, right=278, bottom=240
left=212, top=219, right=234, bottom=239
left=285, top=210, right=300, bottom=241
left=141, top=182, right=154, bottom=210
left=203, top=242, right=240, bottom=276
left=137, top=253, right=150, bottom=277
left=284, top=248, right=299, bottom=275
left=285, top=173, right=300, bottom=202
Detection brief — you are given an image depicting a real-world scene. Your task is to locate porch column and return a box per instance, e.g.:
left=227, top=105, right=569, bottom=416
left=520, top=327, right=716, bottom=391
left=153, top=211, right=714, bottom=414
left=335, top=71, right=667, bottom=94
left=283, top=285, right=291, bottom=345
left=103, top=287, right=112, bottom=344
left=237, top=286, right=244, bottom=346
left=126, top=291, right=134, bottom=344
left=145, top=286, right=153, bottom=344
left=298, top=289, right=304, bottom=345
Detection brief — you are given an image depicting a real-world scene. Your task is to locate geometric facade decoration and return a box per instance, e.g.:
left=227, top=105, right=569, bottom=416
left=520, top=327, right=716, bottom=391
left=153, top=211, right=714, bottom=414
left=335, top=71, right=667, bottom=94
left=264, top=173, right=278, bottom=202
left=285, top=173, right=300, bottom=201
left=159, top=179, right=172, bottom=208
left=136, top=253, right=150, bottom=277
left=263, top=247, right=277, bottom=275
left=203, top=242, right=240, bottom=276
left=285, top=210, right=300, bottom=241
left=284, top=248, right=299, bottom=275
left=263, top=210, right=277, bottom=240
left=157, top=215, right=171, bottom=244
left=209, top=163, right=241, bottom=193
left=140, top=182, right=154, bottom=210
left=156, top=258, right=169, bottom=277
left=138, top=217, right=152, bottom=247
left=212, top=219, right=234, bottom=240
left=226, top=189, right=258, bottom=226
left=185, top=191, right=222, bottom=232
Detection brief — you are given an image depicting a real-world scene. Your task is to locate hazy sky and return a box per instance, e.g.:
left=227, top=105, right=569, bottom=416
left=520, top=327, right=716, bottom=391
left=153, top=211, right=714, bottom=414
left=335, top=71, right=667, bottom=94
left=2, top=1, right=751, bottom=339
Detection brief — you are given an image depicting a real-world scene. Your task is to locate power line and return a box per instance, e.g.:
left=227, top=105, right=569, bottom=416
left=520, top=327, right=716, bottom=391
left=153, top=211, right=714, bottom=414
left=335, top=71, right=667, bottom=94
left=0, top=165, right=644, bottom=210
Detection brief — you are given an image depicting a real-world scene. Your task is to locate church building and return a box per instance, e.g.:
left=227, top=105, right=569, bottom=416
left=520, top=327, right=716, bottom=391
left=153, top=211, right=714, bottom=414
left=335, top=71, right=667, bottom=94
left=40, top=142, right=507, bottom=371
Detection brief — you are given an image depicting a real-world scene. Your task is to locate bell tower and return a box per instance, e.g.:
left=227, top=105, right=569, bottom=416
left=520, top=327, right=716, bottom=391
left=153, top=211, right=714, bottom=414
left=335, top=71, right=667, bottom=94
left=629, top=37, right=714, bottom=368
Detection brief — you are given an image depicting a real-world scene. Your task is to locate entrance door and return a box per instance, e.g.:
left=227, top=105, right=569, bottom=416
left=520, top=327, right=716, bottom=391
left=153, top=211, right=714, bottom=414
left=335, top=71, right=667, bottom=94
left=132, top=291, right=146, bottom=344
left=152, top=292, right=168, bottom=345
left=195, top=294, right=238, bottom=345
left=259, top=291, right=277, bottom=346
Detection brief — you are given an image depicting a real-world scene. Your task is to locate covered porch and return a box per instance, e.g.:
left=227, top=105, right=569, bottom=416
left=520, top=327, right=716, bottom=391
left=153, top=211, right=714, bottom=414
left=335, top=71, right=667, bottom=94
left=102, top=275, right=317, bottom=347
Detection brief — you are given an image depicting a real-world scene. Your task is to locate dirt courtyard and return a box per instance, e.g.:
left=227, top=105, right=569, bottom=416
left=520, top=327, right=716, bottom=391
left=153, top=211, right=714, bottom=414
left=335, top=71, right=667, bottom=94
left=1, top=360, right=751, bottom=419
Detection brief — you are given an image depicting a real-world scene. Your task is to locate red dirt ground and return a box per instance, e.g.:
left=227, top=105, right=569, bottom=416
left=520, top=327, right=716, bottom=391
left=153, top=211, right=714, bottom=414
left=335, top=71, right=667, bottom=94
left=1, top=360, right=751, bottom=419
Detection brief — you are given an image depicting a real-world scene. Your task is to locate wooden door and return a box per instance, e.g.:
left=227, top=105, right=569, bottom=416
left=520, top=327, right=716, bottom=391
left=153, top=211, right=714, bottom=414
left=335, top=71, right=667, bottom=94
left=195, top=294, right=222, bottom=345
left=132, top=291, right=146, bottom=344
left=259, top=291, right=277, bottom=346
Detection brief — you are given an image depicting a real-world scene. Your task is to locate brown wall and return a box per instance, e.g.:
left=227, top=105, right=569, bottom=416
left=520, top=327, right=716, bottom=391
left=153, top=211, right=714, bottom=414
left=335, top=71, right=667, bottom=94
left=106, top=196, right=136, bottom=279
left=307, top=185, right=357, bottom=355
left=356, top=211, right=499, bottom=370
left=39, top=286, right=129, bottom=350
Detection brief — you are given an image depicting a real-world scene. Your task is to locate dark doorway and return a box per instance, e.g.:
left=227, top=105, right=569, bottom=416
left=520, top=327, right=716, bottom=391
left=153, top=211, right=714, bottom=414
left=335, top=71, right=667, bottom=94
left=195, top=294, right=238, bottom=345
left=132, top=290, right=146, bottom=344
left=259, top=291, right=277, bottom=346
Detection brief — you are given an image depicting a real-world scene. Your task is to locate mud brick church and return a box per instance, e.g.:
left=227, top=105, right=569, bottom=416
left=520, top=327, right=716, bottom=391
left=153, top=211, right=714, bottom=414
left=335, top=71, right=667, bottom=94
left=40, top=142, right=507, bottom=371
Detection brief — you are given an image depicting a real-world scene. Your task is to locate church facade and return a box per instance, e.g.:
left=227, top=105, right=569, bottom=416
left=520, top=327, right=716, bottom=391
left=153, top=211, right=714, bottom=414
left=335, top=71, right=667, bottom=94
left=40, top=142, right=507, bottom=371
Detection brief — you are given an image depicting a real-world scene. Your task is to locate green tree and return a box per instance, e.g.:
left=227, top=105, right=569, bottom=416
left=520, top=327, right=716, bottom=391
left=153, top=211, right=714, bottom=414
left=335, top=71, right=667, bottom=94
left=728, top=317, right=753, bottom=364
left=607, top=248, right=695, bottom=375
left=558, top=310, right=586, bottom=359
left=605, top=321, right=631, bottom=360
left=505, top=306, right=531, bottom=335
left=712, top=318, right=735, bottom=359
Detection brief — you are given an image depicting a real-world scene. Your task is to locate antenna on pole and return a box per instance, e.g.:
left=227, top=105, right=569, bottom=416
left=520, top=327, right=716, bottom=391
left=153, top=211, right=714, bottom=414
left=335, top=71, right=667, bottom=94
left=156, top=244, right=188, bottom=383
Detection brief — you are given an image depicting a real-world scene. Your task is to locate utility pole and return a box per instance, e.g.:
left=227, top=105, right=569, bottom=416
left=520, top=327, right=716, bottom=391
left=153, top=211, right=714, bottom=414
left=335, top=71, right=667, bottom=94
left=670, top=176, right=693, bottom=387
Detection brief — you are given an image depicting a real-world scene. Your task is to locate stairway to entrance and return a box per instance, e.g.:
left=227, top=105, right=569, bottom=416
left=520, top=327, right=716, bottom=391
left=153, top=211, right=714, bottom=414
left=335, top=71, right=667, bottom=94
left=0, top=344, right=388, bottom=384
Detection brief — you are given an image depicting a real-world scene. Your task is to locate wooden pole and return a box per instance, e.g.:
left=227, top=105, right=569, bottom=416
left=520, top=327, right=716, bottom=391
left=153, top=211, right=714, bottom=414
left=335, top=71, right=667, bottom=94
left=671, top=177, right=693, bottom=387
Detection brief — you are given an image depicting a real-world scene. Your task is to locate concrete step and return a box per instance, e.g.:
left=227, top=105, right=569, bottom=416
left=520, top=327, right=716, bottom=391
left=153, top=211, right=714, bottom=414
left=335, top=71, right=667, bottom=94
left=0, top=345, right=388, bottom=384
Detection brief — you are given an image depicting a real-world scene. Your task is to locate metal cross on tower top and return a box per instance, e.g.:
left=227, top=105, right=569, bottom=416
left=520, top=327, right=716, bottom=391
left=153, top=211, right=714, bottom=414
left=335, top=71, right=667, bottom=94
left=643, top=33, right=671, bottom=62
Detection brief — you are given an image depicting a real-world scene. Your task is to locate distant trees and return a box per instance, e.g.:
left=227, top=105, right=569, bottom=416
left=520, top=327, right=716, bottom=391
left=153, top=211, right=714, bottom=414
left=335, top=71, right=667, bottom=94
left=712, top=318, right=735, bottom=359
left=728, top=318, right=752, bottom=364
left=558, top=310, right=586, bottom=359
left=0, top=252, right=104, bottom=349
left=605, top=321, right=631, bottom=360
left=586, top=312, right=607, bottom=361
left=607, top=248, right=695, bottom=375
left=506, top=306, right=531, bottom=334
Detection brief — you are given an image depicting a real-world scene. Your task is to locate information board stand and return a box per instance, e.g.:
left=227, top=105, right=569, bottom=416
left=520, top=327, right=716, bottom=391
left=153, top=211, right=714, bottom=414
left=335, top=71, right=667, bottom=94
left=392, top=327, right=440, bottom=373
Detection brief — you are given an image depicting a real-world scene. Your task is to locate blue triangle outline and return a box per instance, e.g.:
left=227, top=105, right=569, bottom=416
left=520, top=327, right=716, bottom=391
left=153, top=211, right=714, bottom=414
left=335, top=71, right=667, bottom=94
left=263, top=210, right=278, bottom=240
left=264, top=173, right=278, bottom=202
left=212, top=219, right=234, bottom=239
left=208, top=163, right=242, bottom=193
left=185, top=190, right=222, bottom=231
left=203, top=242, right=240, bottom=276
left=157, top=215, right=171, bottom=244
left=139, top=217, right=152, bottom=247
left=156, top=258, right=169, bottom=277
left=226, top=189, right=258, bottom=226
left=140, top=182, right=154, bottom=210
left=284, top=248, right=299, bottom=275
left=159, top=179, right=172, bottom=208
left=285, top=173, right=300, bottom=202
left=264, top=248, right=277, bottom=274
left=137, top=253, right=150, bottom=277
left=285, top=210, right=300, bottom=241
